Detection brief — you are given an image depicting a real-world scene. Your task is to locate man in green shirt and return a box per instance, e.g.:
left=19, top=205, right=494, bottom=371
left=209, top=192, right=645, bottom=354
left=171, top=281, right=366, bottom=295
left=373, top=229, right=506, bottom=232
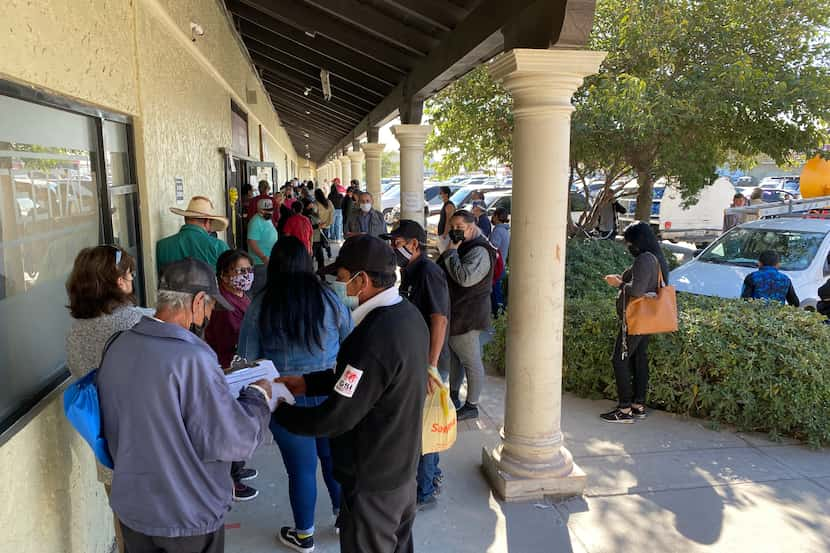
left=157, top=196, right=230, bottom=276
left=247, top=197, right=278, bottom=296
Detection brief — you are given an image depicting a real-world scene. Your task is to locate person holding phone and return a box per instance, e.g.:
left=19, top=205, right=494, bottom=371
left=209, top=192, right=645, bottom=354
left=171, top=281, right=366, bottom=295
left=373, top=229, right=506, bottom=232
left=439, top=210, right=496, bottom=421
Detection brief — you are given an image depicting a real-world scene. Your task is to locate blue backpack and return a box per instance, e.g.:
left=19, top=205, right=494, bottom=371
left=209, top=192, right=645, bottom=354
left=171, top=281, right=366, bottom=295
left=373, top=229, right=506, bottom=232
left=62, top=332, right=123, bottom=469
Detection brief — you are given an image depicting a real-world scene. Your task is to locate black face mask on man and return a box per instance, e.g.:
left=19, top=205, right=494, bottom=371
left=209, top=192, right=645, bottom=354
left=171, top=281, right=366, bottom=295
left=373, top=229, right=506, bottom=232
left=448, top=229, right=465, bottom=244
left=395, top=245, right=413, bottom=268
left=190, top=316, right=209, bottom=339
left=628, top=244, right=641, bottom=257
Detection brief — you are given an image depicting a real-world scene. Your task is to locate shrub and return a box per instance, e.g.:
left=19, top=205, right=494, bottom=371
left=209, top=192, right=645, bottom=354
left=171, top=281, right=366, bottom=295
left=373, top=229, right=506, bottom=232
left=485, top=238, right=830, bottom=446
left=565, top=293, right=830, bottom=447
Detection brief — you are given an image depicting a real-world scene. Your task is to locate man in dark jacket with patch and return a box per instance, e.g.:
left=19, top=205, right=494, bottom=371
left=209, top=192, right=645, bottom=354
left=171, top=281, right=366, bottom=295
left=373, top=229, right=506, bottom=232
left=275, top=235, right=429, bottom=553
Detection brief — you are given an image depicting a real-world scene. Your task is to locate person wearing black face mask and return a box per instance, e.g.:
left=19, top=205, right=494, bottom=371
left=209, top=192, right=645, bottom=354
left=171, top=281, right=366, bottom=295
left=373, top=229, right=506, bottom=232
left=96, top=258, right=272, bottom=553
left=439, top=210, right=496, bottom=422
left=382, top=220, right=451, bottom=510
left=601, top=221, right=670, bottom=424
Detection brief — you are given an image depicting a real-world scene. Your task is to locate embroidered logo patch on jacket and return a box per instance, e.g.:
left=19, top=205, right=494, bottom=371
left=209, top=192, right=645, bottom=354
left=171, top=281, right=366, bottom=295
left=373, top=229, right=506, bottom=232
left=334, top=365, right=363, bottom=398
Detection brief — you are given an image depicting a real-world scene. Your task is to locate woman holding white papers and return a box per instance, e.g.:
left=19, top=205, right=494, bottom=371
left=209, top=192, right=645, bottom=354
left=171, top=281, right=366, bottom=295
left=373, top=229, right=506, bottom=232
left=238, top=236, right=352, bottom=553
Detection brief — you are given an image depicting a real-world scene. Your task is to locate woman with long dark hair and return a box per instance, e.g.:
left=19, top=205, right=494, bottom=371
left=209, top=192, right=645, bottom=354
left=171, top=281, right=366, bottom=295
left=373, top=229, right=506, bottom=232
left=601, top=221, right=670, bottom=423
left=237, top=236, right=352, bottom=552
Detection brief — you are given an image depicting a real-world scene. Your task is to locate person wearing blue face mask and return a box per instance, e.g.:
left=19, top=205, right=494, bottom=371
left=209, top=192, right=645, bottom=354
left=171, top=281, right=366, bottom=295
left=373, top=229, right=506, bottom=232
left=275, top=235, right=429, bottom=553
left=237, top=237, right=352, bottom=552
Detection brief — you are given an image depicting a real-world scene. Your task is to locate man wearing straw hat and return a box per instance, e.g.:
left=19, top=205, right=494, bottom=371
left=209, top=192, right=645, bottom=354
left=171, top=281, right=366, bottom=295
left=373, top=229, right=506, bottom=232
left=157, top=196, right=230, bottom=275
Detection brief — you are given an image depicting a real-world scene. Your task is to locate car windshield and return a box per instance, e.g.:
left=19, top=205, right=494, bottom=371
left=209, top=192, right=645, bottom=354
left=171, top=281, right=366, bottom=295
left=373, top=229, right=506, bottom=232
left=424, top=187, right=442, bottom=202
left=449, top=187, right=474, bottom=205
left=699, top=228, right=826, bottom=271
left=382, top=185, right=400, bottom=198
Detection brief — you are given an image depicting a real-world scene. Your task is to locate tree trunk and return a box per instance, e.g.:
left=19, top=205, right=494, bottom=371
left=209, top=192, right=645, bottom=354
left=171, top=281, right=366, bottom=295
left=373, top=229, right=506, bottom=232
left=634, top=172, right=655, bottom=222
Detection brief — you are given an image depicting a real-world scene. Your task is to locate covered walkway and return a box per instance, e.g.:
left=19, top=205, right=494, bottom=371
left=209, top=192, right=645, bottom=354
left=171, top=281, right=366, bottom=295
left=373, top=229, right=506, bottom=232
left=226, top=375, right=830, bottom=553
left=227, top=0, right=607, bottom=501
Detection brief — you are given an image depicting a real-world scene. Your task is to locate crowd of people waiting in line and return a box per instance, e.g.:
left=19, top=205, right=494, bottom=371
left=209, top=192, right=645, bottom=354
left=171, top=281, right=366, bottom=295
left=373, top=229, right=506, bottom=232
left=64, top=176, right=512, bottom=553
left=69, top=175, right=814, bottom=552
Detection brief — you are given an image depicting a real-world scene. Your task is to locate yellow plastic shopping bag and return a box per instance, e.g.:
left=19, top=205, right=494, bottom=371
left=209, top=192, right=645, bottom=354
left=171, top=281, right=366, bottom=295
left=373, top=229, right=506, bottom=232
left=422, top=379, right=457, bottom=454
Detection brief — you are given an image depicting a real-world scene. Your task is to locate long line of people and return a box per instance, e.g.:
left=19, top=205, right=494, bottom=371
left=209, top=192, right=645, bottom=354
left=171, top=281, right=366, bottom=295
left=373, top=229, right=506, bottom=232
left=67, top=179, right=513, bottom=553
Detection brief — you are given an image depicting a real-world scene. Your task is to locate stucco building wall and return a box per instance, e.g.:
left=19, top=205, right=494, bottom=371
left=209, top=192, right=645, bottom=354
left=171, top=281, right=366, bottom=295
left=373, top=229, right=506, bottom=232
left=0, top=1, right=302, bottom=551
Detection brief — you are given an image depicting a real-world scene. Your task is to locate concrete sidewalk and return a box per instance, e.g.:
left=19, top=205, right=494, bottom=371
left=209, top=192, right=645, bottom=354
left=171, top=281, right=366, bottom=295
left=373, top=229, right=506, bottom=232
left=225, top=375, right=830, bottom=553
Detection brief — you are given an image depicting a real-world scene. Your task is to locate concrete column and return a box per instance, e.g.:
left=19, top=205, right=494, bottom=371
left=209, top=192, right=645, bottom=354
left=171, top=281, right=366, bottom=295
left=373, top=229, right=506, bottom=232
left=339, top=155, right=352, bottom=186
left=348, top=150, right=365, bottom=186
left=482, top=49, right=606, bottom=502
left=333, top=158, right=342, bottom=184
left=391, top=124, right=431, bottom=226
left=361, top=143, right=385, bottom=202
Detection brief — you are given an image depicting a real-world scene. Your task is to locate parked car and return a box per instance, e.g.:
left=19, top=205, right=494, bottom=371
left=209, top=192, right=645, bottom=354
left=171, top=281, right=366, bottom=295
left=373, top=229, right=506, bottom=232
left=618, top=177, right=736, bottom=246
left=669, top=217, right=830, bottom=309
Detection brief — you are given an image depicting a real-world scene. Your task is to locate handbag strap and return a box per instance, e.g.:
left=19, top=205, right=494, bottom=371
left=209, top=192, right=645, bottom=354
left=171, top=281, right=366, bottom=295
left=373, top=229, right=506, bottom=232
left=646, top=252, right=666, bottom=289
left=96, top=330, right=124, bottom=379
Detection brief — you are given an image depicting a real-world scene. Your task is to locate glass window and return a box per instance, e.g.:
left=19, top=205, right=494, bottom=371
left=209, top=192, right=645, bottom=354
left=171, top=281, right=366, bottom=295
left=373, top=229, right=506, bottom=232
left=104, top=120, right=130, bottom=187
left=0, top=94, right=101, bottom=428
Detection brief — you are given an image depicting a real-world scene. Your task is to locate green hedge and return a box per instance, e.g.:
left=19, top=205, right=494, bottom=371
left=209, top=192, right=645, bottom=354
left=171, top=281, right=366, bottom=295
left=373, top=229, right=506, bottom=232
left=485, top=239, right=830, bottom=446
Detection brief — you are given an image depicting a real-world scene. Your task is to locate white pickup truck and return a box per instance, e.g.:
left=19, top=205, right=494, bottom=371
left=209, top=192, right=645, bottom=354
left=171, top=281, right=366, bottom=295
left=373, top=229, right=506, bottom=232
left=618, top=177, right=736, bottom=246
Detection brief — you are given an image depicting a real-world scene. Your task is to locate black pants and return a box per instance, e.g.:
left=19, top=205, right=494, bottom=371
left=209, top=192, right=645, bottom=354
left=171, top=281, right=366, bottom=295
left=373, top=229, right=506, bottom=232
left=612, top=329, right=650, bottom=408
left=230, top=461, right=245, bottom=483
left=313, top=241, right=325, bottom=274
left=338, top=483, right=416, bottom=553
left=120, top=523, right=224, bottom=553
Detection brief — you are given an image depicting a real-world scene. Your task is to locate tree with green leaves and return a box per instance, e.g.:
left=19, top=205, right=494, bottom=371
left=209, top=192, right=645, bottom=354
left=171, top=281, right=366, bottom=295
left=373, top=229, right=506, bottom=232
left=381, top=150, right=400, bottom=178
left=426, top=0, right=830, bottom=223
left=425, top=66, right=512, bottom=178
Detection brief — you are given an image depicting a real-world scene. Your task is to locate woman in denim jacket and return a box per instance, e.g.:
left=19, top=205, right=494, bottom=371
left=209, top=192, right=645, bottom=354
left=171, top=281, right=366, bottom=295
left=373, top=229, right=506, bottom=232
left=238, top=236, right=352, bottom=551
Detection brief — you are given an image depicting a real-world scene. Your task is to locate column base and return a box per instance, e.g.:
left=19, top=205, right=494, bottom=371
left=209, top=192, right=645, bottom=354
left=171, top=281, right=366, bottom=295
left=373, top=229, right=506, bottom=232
left=481, top=447, right=586, bottom=502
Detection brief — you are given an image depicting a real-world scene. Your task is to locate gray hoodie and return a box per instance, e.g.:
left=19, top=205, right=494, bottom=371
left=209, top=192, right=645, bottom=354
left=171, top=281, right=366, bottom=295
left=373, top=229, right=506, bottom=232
left=98, top=317, right=270, bottom=538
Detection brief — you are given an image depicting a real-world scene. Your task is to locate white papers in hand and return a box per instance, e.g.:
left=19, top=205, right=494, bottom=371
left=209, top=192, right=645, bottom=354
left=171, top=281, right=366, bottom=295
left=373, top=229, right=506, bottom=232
left=225, top=359, right=295, bottom=411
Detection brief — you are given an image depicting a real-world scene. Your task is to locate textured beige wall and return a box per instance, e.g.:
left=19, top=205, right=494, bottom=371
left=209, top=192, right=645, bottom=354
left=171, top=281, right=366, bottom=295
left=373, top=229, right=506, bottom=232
left=134, top=0, right=234, bottom=292
left=0, top=0, right=301, bottom=551
left=0, top=396, right=115, bottom=553
left=0, top=0, right=138, bottom=115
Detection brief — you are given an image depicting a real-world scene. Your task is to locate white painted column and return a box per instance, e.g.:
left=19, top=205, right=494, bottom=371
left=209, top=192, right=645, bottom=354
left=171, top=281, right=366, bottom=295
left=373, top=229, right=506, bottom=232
left=361, top=142, right=385, bottom=205
left=339, top=154, right=352, bottom=186
left=348, top=150, right=365, bottom=186
left=482, top=49, right=606, bottom=502
left=391, top=124, right=431, bottom=226
left=333, top=158, right=342, bottom=184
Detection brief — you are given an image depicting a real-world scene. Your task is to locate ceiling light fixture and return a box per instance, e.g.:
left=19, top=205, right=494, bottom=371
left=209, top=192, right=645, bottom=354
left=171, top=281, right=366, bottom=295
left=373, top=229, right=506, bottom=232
left=320, top=69, right=332, bottom=101
left=305, top=110, right=311, bottom=115
left=305, top=30, right=317, bottom=38
left=303, top=87, right=312, bottom=96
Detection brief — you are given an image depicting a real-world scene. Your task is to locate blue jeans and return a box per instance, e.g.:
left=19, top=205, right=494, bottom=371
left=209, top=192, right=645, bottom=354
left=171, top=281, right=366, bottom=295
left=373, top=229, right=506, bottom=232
left=491, top=273, right=505, bottom=316
left=331, top=210, right=343, bottom=241
left=270, top=395, right=341, bottom=534
left=417, top=453, right=440, bottom=502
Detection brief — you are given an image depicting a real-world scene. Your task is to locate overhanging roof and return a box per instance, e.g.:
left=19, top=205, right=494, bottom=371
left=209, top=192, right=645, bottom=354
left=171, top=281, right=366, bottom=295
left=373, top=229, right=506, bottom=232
left=223, top=0, right=596, bottom=164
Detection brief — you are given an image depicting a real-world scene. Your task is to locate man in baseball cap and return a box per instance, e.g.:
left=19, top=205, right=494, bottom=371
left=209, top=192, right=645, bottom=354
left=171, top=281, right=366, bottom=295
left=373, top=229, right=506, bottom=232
left=383, top=220, right=451, bottom=509
left=97, top=256, right=272, bottom=552
left=274, top=234, right=429, bottom=552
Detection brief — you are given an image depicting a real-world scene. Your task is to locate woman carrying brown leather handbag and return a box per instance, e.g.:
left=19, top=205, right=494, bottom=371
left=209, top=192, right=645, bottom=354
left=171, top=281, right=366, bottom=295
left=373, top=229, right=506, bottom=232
left=601, top=221, right=672, bottom=424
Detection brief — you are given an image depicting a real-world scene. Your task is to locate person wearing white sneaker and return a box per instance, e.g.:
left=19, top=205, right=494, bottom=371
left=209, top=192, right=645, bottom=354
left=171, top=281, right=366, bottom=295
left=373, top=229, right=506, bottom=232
left=275, top=236, right=428, bottom=553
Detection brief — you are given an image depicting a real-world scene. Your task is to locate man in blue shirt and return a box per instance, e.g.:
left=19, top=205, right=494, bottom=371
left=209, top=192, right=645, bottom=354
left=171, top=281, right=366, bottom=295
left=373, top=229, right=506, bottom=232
left=741, top=250, right=799, bottom=306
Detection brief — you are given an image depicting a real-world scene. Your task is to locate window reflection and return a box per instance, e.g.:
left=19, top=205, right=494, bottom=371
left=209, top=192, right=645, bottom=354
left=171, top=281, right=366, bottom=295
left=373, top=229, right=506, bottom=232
left=0, top=94, right=101, bottom=425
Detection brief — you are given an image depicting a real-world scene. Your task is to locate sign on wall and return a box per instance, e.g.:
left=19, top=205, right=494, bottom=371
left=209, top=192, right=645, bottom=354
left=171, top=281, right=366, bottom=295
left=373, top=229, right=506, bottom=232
left=175, top=176, right=184, bottom=203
